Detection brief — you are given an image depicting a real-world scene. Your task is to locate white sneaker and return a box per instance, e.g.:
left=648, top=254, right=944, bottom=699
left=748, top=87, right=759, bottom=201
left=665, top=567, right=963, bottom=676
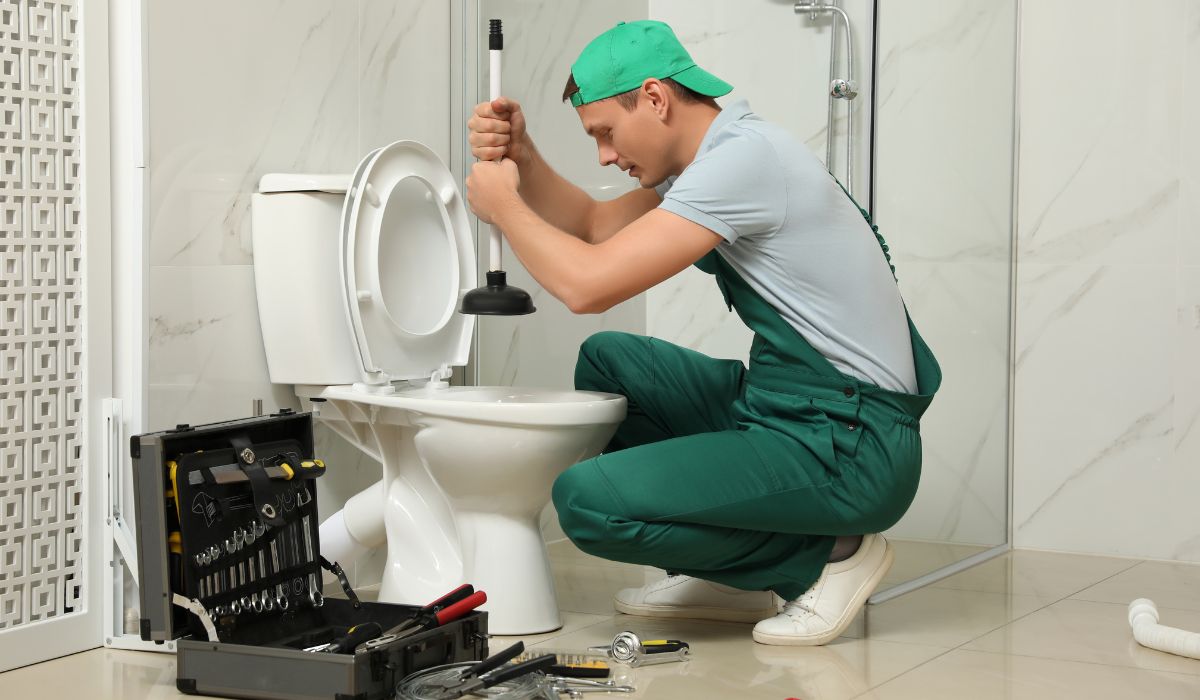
left=752, top=533, right=894, bottom=646
left=614, top=574, right=779, bottom=623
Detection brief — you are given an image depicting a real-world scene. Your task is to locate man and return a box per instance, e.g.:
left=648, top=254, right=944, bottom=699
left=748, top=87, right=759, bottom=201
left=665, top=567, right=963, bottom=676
left=465, top=20, right=940, bottom=646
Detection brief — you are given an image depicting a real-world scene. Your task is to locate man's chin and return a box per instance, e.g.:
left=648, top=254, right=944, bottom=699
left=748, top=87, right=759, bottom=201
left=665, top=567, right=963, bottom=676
left=639, top=173, right=666, bottom=189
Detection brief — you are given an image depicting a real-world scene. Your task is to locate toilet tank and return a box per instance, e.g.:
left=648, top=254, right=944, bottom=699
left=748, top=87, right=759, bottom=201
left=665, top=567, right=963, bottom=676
left=251, top=175, right=362, bottom=386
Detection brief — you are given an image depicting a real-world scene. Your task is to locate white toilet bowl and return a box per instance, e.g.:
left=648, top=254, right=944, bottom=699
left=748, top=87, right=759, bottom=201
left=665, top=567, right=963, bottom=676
left=251, top=141, right=626, bottom=634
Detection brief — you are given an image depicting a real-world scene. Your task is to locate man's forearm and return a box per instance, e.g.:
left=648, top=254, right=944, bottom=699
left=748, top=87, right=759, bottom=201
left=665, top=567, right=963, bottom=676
left=491, top=193, right=598, bottom=312
left=516, top=138, right=598, bottom=242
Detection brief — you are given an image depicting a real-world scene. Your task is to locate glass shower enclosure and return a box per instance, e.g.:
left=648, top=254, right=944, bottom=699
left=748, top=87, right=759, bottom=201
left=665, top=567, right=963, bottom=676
left=452, top=0, right=1020, bottom=603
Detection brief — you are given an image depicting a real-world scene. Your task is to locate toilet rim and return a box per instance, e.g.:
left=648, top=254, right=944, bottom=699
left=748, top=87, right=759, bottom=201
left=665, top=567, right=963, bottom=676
left=314, top=385, right=628, bottom=426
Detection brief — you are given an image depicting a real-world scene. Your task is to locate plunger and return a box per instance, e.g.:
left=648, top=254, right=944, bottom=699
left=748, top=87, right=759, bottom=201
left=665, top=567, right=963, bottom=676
left=460, top=19, right=536, bottom=316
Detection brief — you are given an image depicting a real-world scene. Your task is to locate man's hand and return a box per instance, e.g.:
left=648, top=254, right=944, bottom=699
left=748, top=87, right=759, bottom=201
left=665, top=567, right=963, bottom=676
left=466, top=158, right=521, bottom=224
left=467, top=97, right=530, bottom=165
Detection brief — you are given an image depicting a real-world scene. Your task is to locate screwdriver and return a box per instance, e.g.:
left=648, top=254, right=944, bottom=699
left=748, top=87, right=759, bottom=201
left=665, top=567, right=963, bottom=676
left=311, top=622, right=383, bottom=654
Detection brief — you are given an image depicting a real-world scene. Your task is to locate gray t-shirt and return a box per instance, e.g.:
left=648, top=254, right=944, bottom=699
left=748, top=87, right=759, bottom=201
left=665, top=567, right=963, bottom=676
left=655, top=100, right=917, bottom=393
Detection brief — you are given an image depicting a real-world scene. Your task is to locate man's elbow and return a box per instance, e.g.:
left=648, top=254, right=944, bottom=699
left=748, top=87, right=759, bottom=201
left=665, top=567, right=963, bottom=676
left=563, top=287, right=612, bottom=315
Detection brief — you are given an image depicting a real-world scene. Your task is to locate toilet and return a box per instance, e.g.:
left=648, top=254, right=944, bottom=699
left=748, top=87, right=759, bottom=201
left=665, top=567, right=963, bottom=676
left=250, top=140, right=626, bottom=634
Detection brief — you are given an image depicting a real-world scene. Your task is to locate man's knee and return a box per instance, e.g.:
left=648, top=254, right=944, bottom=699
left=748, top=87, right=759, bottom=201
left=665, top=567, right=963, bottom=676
left=552, top=459, right=623, bottom=554
left=575, top=331, right=642, bottom=392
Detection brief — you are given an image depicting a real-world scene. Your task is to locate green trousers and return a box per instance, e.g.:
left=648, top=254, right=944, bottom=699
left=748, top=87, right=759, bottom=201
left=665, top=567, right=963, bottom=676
left=552, top=251, right=941, bottom=600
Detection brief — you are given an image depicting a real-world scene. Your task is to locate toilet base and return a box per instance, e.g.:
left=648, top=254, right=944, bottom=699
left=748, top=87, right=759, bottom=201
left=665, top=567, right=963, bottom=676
left=378, top=510, right=564, bottom=636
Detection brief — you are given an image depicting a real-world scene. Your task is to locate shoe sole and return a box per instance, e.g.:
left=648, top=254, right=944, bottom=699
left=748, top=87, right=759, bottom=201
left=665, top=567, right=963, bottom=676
left=614, top=598, right=778, bottom=624
left=751, top=537, right=895, bottom=646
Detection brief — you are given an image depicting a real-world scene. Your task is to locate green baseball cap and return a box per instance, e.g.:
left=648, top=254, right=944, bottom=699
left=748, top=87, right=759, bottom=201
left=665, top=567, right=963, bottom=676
left=568, top=20, right=733, bottom=107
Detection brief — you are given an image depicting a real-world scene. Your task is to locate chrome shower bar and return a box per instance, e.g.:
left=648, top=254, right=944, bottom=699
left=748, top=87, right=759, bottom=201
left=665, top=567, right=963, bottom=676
left=795, top=0, right=856, bottom=196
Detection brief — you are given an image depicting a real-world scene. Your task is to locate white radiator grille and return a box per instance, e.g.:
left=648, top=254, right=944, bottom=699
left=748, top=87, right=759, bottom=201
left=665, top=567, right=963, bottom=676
left=0, top=0, right=84, bottom=630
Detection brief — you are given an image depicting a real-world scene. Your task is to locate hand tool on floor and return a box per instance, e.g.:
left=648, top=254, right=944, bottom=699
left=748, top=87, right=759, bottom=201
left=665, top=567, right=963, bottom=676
left=588, top=631, right=691, bottom=667
left=394, top=659, right=545, bottom=700
left=429, top=646, right=554, bottom=700
left=510, top=648, right=612, bottom=679
left=545, top=675, right=636, bottom=697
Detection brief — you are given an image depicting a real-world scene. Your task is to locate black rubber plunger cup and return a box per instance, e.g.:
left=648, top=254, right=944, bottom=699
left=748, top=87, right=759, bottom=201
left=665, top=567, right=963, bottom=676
left=460, top=19, right=536, bottom=317
left=461, top=270, right=534, bottom=315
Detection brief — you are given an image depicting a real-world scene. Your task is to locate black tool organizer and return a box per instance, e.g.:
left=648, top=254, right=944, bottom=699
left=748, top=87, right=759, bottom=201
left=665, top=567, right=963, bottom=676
left=131, top=411, right=488, bottom=700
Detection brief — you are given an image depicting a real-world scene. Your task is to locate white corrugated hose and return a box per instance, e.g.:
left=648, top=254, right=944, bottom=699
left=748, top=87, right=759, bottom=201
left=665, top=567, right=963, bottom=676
left=1128, top=598, right=1200, bottom=660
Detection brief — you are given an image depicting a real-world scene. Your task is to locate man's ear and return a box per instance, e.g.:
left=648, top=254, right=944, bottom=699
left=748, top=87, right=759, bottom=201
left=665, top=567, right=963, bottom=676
left=641, top=78, right=670, bottom=120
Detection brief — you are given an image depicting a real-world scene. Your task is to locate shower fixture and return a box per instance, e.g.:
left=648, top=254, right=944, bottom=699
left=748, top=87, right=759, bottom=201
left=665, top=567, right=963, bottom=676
left=795, top=0, right=857, bottom=196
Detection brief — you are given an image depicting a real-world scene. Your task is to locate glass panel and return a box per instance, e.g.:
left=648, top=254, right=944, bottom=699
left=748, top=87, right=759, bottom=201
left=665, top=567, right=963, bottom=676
left=874, top=0, right=1019, bottom=584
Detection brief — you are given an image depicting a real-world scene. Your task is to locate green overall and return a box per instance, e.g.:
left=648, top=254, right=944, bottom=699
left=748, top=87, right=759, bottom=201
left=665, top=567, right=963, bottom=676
left=552, top=213, right=942, bottom=601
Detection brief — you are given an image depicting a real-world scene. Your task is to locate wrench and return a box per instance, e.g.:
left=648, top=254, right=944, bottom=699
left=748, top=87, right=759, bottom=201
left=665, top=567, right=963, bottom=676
left=300, top=514, right=322, bottom=607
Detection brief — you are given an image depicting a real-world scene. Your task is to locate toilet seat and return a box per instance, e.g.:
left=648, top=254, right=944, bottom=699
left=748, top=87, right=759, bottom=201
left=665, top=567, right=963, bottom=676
left=340, top=141, right=476, bottom=387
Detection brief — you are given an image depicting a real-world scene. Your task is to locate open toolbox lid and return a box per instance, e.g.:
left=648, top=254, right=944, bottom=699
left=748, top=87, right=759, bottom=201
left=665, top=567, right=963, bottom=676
left=130, top=409, right=321, bottom=642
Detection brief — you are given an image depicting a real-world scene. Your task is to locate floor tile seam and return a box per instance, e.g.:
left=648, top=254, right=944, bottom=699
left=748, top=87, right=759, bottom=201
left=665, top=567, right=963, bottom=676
left=910, top=645, right=1200, bottom=680
left=850, top=646, right=1200, bottom=699
left=934, top=557, right=1149, bottom=649
left=1055, top=594, right=1200, bottom=617
left=898, top=552, right=1147, bottom=598
left=523, top=614, right=619, bottom=648
left=1061, top=558, right=1159, bottom=604
left=931, top=591, right=1061, bottom=655
left=850, top=641, right=960, bottom=697
left=1068, top=594, right=1200, bottom=615
left=962, top=644, right=1200, bottom=678
left=848, top=644, right=960, bottom=699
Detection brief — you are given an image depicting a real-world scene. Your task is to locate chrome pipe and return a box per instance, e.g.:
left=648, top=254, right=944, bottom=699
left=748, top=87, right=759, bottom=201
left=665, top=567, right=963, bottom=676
left=795, top=1, right=855, bottom=196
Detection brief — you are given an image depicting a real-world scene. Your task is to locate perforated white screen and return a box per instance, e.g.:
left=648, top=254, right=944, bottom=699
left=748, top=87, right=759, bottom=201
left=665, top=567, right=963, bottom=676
left=0, top=0, right=85, bottom=630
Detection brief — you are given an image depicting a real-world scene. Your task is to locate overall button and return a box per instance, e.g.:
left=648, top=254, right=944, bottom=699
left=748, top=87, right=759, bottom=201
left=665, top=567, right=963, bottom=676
left=842, top=387, right=855, bottom=398
left=846, top=423, right=858, bottom=431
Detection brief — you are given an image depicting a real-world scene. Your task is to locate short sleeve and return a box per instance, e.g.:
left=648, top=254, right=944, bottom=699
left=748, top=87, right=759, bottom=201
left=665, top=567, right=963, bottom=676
left=657, top=131, right=787, bottom=243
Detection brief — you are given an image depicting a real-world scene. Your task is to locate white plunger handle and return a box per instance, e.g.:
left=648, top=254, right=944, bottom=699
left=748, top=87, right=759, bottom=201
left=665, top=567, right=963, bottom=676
left=488, top=43, right=503, bottom=273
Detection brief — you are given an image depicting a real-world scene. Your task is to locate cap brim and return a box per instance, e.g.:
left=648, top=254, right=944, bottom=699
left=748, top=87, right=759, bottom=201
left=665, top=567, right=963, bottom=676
left=669, top=64, right=733, bottom=98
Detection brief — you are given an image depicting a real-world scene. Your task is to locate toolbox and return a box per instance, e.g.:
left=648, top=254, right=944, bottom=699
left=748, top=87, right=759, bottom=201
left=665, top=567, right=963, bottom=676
left=131, top=410, right=488, bottom=700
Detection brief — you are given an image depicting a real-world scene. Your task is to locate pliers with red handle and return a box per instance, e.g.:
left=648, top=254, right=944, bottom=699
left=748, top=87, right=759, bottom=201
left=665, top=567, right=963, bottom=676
left=355, top=583, right=487, bottom=652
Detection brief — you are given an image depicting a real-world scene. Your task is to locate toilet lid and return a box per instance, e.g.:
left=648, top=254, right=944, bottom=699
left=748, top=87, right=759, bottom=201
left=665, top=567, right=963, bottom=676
left=340, top=141, right=476, bottom=383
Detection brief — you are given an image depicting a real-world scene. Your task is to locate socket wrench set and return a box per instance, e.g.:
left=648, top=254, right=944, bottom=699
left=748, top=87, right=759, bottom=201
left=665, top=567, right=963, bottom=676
left=131, top=410, right=488, bottom=700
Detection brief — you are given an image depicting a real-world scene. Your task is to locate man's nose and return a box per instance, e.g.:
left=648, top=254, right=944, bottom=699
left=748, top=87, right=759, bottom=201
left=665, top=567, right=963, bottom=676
left=598, top=146, right=618, bottom=166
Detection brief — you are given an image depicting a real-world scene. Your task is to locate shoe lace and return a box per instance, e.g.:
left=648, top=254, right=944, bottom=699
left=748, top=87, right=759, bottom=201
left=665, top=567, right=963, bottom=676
left=783, top=582, right=821, bottom=618
left=648, top=574, right=685, bottom=593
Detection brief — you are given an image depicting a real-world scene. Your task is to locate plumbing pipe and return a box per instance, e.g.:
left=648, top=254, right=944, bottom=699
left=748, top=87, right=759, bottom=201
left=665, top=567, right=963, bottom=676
left=318, top=481, right=386, bottom=568
left=795, top=0, right=855, bottom=196
left=1128, top=598, right=1200, bottom=660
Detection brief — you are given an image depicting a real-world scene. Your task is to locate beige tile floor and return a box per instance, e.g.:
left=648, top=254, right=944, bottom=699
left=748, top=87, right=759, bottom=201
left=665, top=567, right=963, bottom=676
left=3, top=540, right=1200, bottom=699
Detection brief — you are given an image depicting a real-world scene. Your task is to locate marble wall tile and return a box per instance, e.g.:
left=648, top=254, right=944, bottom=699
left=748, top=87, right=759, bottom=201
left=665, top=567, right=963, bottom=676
left=1171, top=266, right=1200, bottom=560
left=1012, top=0, right=1200, bottom=563
left=646, top=266, right=753, bottom=363
left=358, top=0, right=452, bottom=158
left=875, top=0, right=1016, bottom=264
left=1183, top=1, right=1200, bottom=267
left=473, top=0, right=649, bottom=389
left=146, top=266, right=298, bottom=431
left=147, top=1, right=361, bottom=269
left=1013, top=264, right=1177, bottom=557
left=1017, top=0, right=1184, bottom=267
